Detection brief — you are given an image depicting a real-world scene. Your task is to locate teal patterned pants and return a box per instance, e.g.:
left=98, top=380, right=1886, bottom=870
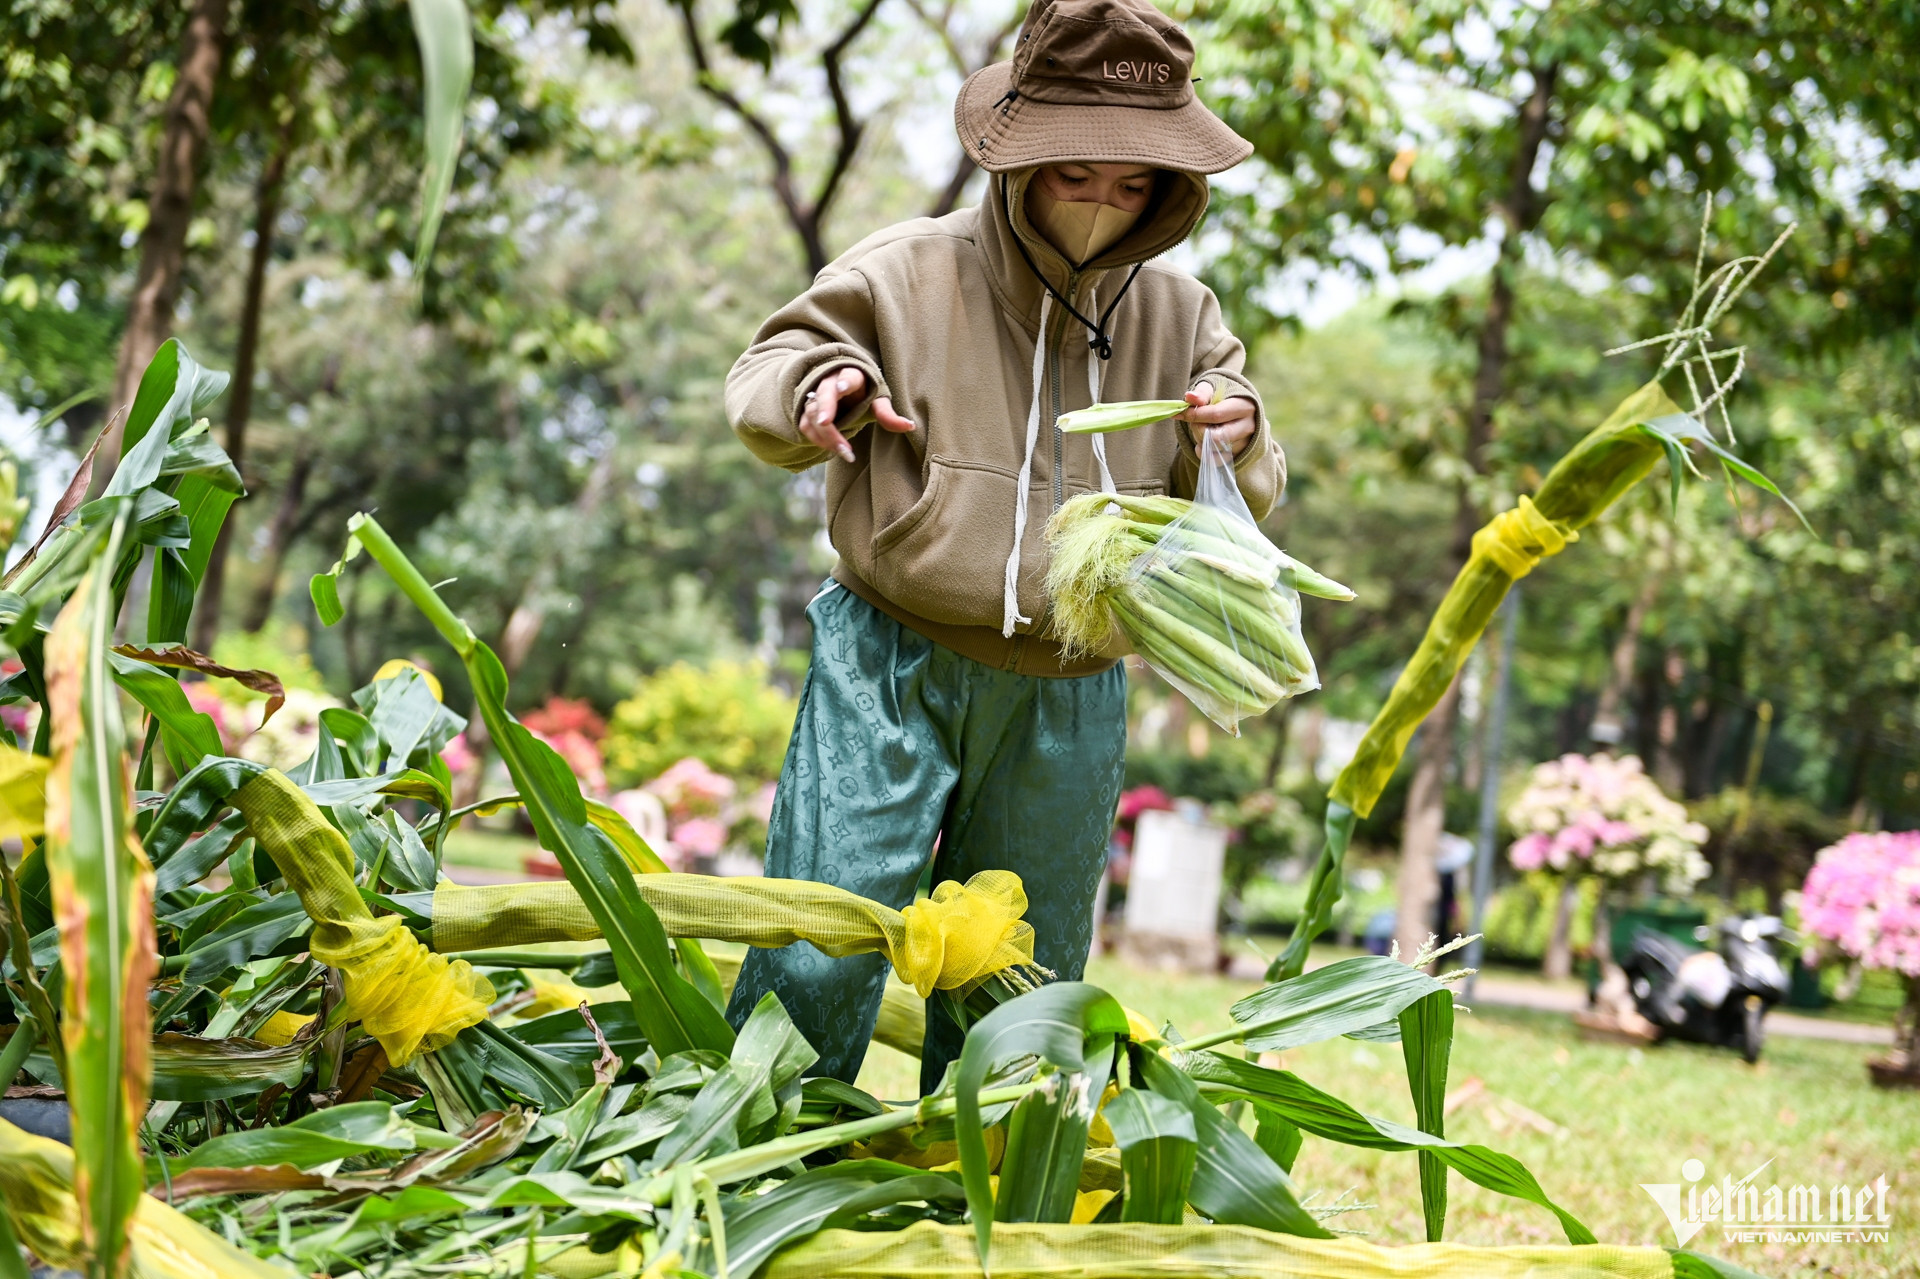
left=725, top=582, right=1127, bottom=1093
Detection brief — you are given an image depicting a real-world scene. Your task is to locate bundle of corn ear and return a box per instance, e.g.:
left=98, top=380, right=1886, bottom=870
left=1046, top=492, right=1353, bottom=732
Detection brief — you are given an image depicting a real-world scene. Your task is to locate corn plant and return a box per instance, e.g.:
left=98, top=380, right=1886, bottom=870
left=3, top=280, right=1783, bottom=1279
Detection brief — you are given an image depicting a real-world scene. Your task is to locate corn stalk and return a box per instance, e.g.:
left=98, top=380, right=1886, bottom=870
left=43, top=509, right=153, bottom=1279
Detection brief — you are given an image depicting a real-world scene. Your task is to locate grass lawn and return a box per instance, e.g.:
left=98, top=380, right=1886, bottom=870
left=439, top=824, right=543, bottom=873
left=854, top=954, right=1919, bottom=1279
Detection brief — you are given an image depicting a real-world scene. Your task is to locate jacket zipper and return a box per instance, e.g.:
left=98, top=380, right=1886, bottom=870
left=1050, top=267, right=1079, bottom=513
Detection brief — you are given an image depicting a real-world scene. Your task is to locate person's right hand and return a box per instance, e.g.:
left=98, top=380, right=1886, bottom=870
left=799, top=366, right=916, bottom=463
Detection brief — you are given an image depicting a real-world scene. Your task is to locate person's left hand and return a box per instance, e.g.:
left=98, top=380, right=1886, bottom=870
left=1178, top=381, right=1258, bottom=455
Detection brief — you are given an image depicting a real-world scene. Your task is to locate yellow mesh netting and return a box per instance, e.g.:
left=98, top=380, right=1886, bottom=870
left=762, top=1221, right=1676, bottom=1279
left=431, top=869, right=1035, bottom=998
left=0, top=1117, right=284, bottom=1279
left=0, top=740, right=48, bottom=841
left=251, top=1010, right=314, bottom=1047
left=1469, top=495, right=1578, bottom=580
left=229, top=770, right=492, bottom=1065
left=895, top=873, right=1033, bottom=997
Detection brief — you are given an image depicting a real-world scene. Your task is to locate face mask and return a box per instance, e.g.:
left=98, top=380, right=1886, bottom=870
left=1027, top=181, right=1143, bottom=264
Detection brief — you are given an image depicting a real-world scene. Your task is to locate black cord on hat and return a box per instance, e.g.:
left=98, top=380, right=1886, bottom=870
left=1002, top=182, right=1145, bottom=360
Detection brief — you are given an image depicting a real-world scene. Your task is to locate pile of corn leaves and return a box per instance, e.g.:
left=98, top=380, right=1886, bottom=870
left=0, top=345, right=1619, bottom=1279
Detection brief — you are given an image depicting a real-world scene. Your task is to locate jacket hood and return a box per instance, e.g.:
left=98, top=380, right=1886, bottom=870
left=978, top=167, right=1211, bottom=328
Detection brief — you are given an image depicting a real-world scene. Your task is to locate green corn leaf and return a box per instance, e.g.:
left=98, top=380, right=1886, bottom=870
left=1102, top=1087, right=1195, bottom=1225
left=1399, top=989, right=1454, bottom=1242
left=1266, top=804, right=1355, bottom=981
left=143, top=548, right=196, bottom=647
left=507, top=1003, right=646, bottom=1071
left=40, top=509, right=149, bottom=1279
left=171, top=1102, right=419, bottom=1172
left=408, top=0, right=474, bottom=273
left=463, top=1020, right=593, bottom=1111
left=995, top=1061, right=1108, bottom=1224
left=575, top=1091, right=695, bottom=1167
left=1137, top=1050, right=1331, bottom=1238
left=107, top=340, right=228, bottom=498
left=707, top=1160, right=966, bottom=1278
left=314, top=514, right=734, bottom=1059
left=1646, top=412, right=1813, bottom=531
left=142, top=757, right=266, bottom=865
left=952, top=982, right=1127, bottom=1268
left=1251, top=1102, right=1303, bottom=1174
left=106, top=652, right=221, bottom=776
left=1, top=1026, right=315, bottom=1104
left=1178, top=1048, right=1595, bottom=1243
left=153, top=811, right=248, bottom=894
left=179, top=894, right=312, bottom=986
left=146, top=1037, right=316, bottom=1106
left=652, top=993, right=816, bottom=1169
left=1055, top=399, right=1190, bottom=434
left=1223, top=954, right=1447, bottom=1052
left=0, top=1183, right=26, bottom=1279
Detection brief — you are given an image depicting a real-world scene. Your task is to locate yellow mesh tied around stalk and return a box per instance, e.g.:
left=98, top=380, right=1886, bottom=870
left=431, top=868, right=1036, bottom=999
left=1328, top=382, right=1680, bottom=821
left=0, top=1116, right=284, bottom=1279
left=1470, top=494, right=1578, bottom=580
left=229, top=770, right=492, bottom=1065
left=0, top=740, right=48, bottom=840
left=895, top=873, right=1032, bottom=998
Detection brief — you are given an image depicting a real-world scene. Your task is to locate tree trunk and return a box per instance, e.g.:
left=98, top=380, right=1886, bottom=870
left=452, top=449, right=618, bottom=807
left=1543, top=876, right=1580, bottom=980
left=191, top=128, right=294, bottom=654
left=1590, top=576, right=1655, bottom=748
left=1394, top=677, right=1462, bottom=962
left=1262, top=703, right=1291, bottom=787
left=1654, top=649, right=1686, bottom=793
left=240, top=448, right=314, bottom=632
left=1396, top=66, right=1559, bottom=966
left=95, top=0, right=230, bottom=494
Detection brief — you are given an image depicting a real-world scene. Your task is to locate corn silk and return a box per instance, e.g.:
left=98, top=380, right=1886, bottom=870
left=1046, top=426, right=1352, bottom=734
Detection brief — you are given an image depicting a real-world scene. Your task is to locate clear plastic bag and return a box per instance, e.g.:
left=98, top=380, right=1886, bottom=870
left=1113, top=428, right=1320, bottom=733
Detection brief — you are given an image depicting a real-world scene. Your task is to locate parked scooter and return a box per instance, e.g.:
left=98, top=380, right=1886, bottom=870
left=1620, top=915, right=1793, bottom=1062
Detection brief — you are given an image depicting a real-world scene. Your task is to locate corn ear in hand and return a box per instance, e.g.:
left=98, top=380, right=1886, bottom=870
left=1056, top=400, right=1191, bottom=435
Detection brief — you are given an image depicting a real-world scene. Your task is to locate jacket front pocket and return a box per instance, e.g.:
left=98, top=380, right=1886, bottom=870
left=868, top=453, right=1023, bottom=628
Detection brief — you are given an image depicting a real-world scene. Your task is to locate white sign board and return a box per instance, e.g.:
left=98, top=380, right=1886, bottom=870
left=1125, top=807, right=1227, bottom=941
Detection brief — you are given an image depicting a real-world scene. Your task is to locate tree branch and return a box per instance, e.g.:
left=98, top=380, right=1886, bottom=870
left=671, top=0, right=817, bottom=268
left=811, top=0, right=888, bottom=258
left=914, top=3, right=1026, bottom=217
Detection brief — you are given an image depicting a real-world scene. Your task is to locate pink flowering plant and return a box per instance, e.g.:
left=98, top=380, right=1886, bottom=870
left=1800, top=832, right=1920, bottom=978
left=1801, top=831, right=1920, bottom=1067
left=1506, top=753, right=1710, bottom=893
left=643, top=756, right=771, bottom=867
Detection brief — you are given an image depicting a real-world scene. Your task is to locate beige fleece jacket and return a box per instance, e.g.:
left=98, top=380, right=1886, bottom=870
left=727, top=168, right=1285, bottom=676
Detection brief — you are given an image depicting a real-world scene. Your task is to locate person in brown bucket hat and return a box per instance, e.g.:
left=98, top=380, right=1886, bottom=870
left=723, top=0, right=1283, bottom=1090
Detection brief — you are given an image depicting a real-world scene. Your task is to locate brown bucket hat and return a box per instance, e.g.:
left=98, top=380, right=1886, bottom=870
left=955, top=0, right=1252, bottom=175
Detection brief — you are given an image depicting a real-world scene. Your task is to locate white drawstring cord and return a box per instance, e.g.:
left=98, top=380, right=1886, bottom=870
left=1003, top=291, right=1053, bottom=637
